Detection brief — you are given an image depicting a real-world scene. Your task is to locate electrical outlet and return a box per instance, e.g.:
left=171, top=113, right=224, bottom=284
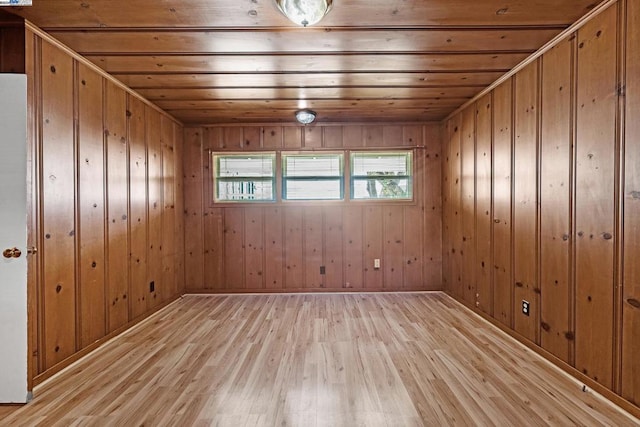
left=374, top=259, right=381, bottom=269
left=150, top=281, right=155, bottom=293
left=522, top=300, right=530, bottom=316
left=320, top=266, right=326, bottom=275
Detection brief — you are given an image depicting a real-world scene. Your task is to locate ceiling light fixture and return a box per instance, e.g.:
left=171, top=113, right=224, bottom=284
left=275, top=0, right=333, bottom=27
left=295, top=109, right=317, bottom=124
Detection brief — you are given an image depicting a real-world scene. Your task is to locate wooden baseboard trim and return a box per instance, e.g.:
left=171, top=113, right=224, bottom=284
left=32, top=295, right=182, bottom=388
left=443, top=291, right=640, bottom=420
left=184, top=287, right=443, bottom=295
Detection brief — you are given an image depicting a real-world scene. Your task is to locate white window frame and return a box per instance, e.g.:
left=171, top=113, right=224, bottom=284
left=212, top=152, right=276, bottom=203
left=350, top=150, right=413, bottom=201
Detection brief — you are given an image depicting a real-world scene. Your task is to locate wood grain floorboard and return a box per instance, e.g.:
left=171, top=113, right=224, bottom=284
left=0, top=293, right=638, bottom=426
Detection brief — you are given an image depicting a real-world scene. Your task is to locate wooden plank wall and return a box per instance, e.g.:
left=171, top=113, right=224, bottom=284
left=441, top=1, right=640, bottom=410
left=475, top=93, right=493, bottom=315
left=442, top=117, right=462, bottom=298
left=23, top=27, right=185, bottom=382
left=491, top=81, right=513, bottom=327
left=184, top=124, right=442, bottom=292
left=622, top=0, right=640, bottom=408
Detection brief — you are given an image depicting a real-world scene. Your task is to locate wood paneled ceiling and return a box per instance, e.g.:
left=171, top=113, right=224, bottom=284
left=7, top=0, right=602, bottom=125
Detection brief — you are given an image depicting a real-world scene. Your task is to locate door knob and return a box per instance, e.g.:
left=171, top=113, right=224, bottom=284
left=3, top=247, right=22, bottom=258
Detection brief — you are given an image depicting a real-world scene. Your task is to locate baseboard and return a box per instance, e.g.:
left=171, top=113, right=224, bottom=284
left=184, top=286, right=443, bottom=294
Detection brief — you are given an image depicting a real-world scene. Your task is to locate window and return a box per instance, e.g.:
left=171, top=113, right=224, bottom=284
left=282, top=153, right=344, bottom=200
left=351, top=151, right=413, bottom=200
left=211, top=150, right=414, bottom=203
left=212, top=153, right=275, bottom=202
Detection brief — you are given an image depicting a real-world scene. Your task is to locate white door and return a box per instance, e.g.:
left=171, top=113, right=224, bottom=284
left=0, top=74, right=29, bottom=403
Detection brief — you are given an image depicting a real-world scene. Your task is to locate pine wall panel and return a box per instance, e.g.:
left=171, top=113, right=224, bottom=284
left=512, top=62, right=540, bottom=344
left=460, top=108, right=476, bottom=305
left=161, top=117, right=178, bottom=299
left=40, top=39, right=76, bottom=370
left=77, top=62, right=106, bottom=348
left=183, top=124, right=442, bottom=292
left=441, top=0, right=639, bottom=412
left=24, top=27, right=184, bottom=382
left=574, top=5, right=618, bottom=389
left=403, top=205, right=425, bottom=288
left=445, top=117, right=463, bottom=298
left=224, top=208, right=245, bottom=289
left=441, top=123, right=453, bottom=293
left=304, top=209, right=324, bottom=289
left=539, top=36, right=574, bottom=366
left=173, top=127, right=186, bottom=296
left=363, top=206, right=384, bottom=289
left=264, top=207, right=284, bottom=289
left=284, top=207, right=304, bottom=289
left=324, top=206, right=344, bottom=289
left=183, top=128, right=205, bottom=291
left=344, top=206, right=364, bottom=289
left=244, top=208, right=264, bottom=289
left=105, top=80, right=130, bottom=333
left=146, top=108, right=163, bottom=307
left=622, top=0, right=640, bottom=407
left=204, top=209, right=224, bottom=290
left=475, top=94, right=493, bottom=315
left=491, top=80, right=514, bottom=327
left=421, top=126, right=442, bottom=287
left=129, top=95, right=150, bottom=319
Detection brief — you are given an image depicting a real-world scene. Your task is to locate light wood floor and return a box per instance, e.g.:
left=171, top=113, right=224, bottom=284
left=1, top=293, right=638, bottom=426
